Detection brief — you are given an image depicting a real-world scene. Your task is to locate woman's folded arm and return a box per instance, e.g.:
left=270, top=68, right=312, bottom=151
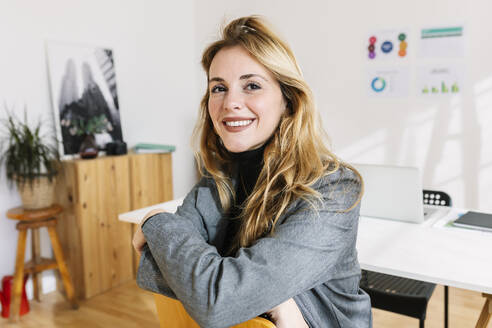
left=138, top=175, right=360, bottom=327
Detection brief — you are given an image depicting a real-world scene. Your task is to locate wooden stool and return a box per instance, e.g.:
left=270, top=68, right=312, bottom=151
left=7, top=204, right=78, bottom=322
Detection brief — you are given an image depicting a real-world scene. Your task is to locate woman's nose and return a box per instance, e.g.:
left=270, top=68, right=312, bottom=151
left=223, top=88, right=243, bottom=111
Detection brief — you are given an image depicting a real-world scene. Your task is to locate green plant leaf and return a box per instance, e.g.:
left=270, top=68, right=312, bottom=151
left=0, top=106, right=60, bottom=189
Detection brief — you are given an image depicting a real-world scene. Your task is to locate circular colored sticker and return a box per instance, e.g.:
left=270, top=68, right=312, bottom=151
left=371, top=77, right=386, bottom=92
left=368, top=44, right=375, bottom=52
left=368, top=52, right=376, bottom=59
left=369, top=36, right=376, bottom=44
left=399, top=41, right=407, bottom=50
left=398, top=33, right=406, bottom=41
left=398, top=50, right=406, bottom=57
left=381, top=41, right=393, bottom=53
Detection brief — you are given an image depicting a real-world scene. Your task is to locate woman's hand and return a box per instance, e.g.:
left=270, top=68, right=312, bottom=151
left=132, top=208, right=167, bottom=255
left=266, top=298, right=309, bottom=328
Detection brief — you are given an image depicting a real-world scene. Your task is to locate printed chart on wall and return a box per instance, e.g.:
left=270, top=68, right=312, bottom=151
left=367, top=67, right=410, bottom=97
left=365, top=28, right=410, bottom=98
left=417, top=25, right=465, bottom=97
left=366, top=29, right=410, bottom=61
left=418, top=26, right=464, bottom=58
left=416, top=65, right=464, bottom=96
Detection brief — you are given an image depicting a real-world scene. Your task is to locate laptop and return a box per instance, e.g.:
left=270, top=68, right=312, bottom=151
left=352, top=163, right=450, bottom=223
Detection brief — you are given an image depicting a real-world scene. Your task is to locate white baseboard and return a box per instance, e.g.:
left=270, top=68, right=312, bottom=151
left=25, top=271, right=57, bottom=300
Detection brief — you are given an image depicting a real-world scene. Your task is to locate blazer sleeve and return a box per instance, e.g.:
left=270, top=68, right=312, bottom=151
left=137, top=244, right=177, bottom=298
left=140, top=169, right=361, bottom=328
left=136, top=178, right=210, bottom=298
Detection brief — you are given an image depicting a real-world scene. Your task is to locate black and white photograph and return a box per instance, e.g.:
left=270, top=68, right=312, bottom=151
left=46, top=41, right=123, bottom=156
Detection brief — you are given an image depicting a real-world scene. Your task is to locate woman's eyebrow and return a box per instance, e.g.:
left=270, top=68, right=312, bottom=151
left=240, top=73, right=268, bottom=81
left=208, top=77, right=224, bottom=84
left=208, top=73, right=268, bottom=84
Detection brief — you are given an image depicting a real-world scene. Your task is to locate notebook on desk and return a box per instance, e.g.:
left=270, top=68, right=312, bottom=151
left=352, top=163, right=450, bottom=223
left=453, top=211, right=492, bottom=232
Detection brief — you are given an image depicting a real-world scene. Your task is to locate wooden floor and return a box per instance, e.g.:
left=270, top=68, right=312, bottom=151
left=2, top=281, right=490, bottom=327
left=3, top=280, right=159, bottom=328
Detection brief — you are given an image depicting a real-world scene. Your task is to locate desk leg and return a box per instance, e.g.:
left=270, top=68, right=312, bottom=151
left=475, top=293, right=492, bottom=328
left=10, top=229, right=27, bottom=323
left=444, top=285, right=449, bottom=328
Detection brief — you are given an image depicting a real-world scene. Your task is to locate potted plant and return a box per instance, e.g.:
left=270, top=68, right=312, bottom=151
left=61, top=114, right=111, bottom=159
left=0, top=108, right=59, bottom=209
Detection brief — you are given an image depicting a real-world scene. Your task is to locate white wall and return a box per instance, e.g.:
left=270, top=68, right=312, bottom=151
left=194, top=0, right=492, bottom=212
left=0, top=0, right=197, bottom=296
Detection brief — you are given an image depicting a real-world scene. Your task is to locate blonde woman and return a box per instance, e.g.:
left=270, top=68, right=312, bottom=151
left=133, top=16, right=372, bottom=328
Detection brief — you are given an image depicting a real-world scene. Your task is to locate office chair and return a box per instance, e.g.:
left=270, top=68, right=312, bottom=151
left=360, top=190, right=452, bottom=328
left=153, top=293, right=277, bottom=328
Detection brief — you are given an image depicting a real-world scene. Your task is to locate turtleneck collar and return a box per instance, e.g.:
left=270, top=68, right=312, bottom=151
left=228, top=143, right=267, bottom=164
left=228, top=143, right=267, bottom=205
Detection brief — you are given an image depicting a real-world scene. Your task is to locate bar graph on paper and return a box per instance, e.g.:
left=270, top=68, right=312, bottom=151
left=417, top=65, right=464, bottom=96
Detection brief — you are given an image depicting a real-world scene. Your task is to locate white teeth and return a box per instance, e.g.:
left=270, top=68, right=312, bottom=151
left=224, top=120, right=253, bottom=127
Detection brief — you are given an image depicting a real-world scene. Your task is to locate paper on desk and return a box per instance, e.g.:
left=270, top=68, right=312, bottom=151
left=118, top=197, right=185, bottom=224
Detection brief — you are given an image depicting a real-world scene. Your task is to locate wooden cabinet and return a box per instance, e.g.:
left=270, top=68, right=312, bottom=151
left=55, top=153, right=173, bottom=299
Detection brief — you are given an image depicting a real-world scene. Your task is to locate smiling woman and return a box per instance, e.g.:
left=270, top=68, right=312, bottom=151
left=207, top=46, right=286, bottom=153
left=133, top=15, right=372, bottom=328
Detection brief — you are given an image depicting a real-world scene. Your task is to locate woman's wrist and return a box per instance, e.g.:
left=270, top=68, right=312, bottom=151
left=140, top=208, right=167, bottom=228
left=267, top=298, right=308, bottom=328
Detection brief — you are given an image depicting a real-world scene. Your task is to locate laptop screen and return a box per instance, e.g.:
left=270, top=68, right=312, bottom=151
left=352, top=164, right=424, bottom=223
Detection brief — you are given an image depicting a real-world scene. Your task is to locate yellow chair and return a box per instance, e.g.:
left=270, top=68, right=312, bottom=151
left=154, top=293, right=276, bottom=328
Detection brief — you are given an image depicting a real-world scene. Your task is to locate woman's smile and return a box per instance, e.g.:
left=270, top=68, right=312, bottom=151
left=222, top=117, right=256, bottom=132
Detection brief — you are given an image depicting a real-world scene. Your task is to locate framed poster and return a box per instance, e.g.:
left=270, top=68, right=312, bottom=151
left=46, top=41, right=123, bottom=156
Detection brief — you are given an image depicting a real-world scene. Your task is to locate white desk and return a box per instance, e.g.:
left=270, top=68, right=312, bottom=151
left=119, top=199, right=492, bottom=326
left=357, top=209, right=492, bottom=327
left=358, top=209, right=492, bottom=295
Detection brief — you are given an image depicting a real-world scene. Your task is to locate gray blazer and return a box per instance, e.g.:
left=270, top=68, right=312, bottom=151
left=137, top=166, right=373, bottom=328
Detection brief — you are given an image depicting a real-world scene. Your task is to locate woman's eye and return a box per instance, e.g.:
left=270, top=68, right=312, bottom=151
left=211, top=85, right=226, bottom=93
left=245, top=82, right=261, bottom=90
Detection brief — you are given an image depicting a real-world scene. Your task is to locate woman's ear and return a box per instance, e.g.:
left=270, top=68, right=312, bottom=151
left=279, top=84, right=293, bottom=114
left=284, top=98, right=293, bottom=115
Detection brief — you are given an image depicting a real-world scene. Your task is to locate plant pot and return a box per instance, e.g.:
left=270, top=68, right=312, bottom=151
left=79, top=134, right=99, bottom=159
left=17, top=176, right=56, bottom=210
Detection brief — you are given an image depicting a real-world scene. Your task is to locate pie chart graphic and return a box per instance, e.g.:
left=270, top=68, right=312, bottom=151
left=371, top=77, right=386, bottom=92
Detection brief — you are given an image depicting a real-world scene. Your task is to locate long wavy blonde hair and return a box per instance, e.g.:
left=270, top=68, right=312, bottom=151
left=193, top=16, right=362, bottom=253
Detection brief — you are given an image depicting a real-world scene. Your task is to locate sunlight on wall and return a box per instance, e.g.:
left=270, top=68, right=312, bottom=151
left=433, top=98, right=463, bottom=185
left=399, top=106, right=437, bottom=166
left=337, top=98, right=474, bottom=208
left=475, top=76, right=492, bottom=211
left=338, top=129, right=387, bottom=164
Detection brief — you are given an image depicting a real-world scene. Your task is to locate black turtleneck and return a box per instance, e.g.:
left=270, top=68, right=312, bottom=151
left=222, top=144, right=266, bottom=256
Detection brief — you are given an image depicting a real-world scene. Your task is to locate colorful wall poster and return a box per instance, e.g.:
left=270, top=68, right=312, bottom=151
left=418, top=26, right=465, bottom=58
left=366, top=29, right=410, bottom=61
left=416, top=65, right=464, bottom=96
left=367, top=67, right=410, bottom=97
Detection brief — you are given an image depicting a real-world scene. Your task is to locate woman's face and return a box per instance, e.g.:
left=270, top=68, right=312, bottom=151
left=208, top=45, right=286, bottom=153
